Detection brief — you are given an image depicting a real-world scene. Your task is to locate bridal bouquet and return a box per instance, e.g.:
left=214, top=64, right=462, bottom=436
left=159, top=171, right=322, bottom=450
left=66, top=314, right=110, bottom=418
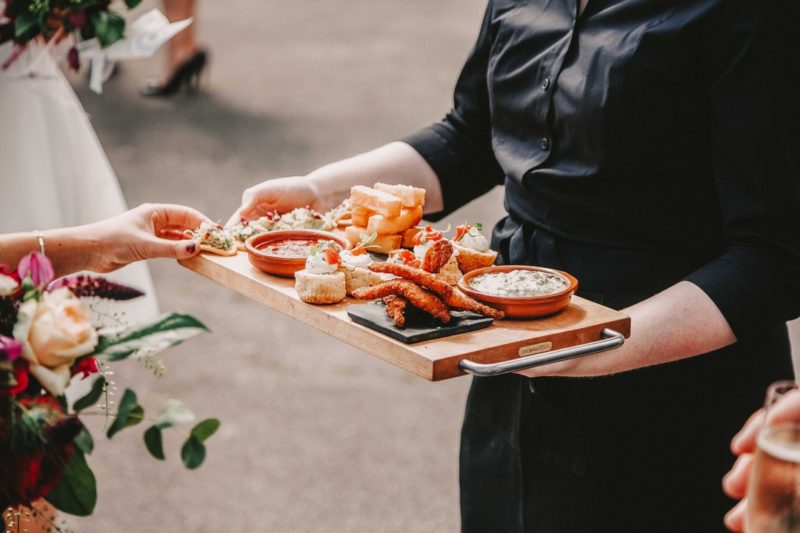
left=0, top=0, right=142, bottom=70
left=0, top=252, right=218, bottom=522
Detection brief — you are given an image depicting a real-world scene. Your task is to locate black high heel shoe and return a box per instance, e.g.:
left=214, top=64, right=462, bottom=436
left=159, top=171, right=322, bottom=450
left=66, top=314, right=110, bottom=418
left=140, top=50, right=208, bottom=97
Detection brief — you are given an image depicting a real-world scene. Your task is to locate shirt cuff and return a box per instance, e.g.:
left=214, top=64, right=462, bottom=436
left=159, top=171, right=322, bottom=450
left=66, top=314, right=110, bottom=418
left=402, top=125, right=487, bottom=221
left=683, top=247, right=780, bottom=343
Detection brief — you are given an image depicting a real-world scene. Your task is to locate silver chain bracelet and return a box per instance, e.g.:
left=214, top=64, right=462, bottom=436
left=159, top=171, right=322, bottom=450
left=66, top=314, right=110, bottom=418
left=32, top=230, right=46, bottom=256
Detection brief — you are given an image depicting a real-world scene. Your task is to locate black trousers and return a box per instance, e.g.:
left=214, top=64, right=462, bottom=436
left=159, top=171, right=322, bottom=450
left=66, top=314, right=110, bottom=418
left=459, top=216, right=794, bottom=532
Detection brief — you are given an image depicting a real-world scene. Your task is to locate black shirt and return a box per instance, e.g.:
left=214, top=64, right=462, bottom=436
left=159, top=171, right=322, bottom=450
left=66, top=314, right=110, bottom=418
left=406, top=0, right=800, bottom=340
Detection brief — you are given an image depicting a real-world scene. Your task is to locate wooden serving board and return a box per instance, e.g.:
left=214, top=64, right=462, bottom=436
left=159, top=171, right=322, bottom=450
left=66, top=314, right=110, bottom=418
left=179, top=253, right=631, bottom=381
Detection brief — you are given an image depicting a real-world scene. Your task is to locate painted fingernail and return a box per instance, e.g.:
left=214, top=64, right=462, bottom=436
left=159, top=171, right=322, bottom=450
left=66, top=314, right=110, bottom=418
left=186, top=242, right=196, bottom=253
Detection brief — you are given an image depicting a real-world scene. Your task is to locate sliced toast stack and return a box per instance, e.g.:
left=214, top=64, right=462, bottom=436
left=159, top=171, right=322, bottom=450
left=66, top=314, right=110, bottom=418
left=345, top=183, right=425, bottom=253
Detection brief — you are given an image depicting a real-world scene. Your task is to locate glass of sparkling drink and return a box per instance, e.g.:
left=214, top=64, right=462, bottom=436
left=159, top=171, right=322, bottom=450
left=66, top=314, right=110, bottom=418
left=746, top=381, right=800, bottom=533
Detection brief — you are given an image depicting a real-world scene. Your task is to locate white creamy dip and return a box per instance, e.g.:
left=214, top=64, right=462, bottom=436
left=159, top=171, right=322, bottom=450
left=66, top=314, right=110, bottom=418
left=413, top=241, right=433, bottom=260
left=340, top=250, right=373, bottom=268
left=305, top=252, right=338, bottom=274
left=459, top=230, right=490, bottom=252
left=470, top=269, right=568, bottom=297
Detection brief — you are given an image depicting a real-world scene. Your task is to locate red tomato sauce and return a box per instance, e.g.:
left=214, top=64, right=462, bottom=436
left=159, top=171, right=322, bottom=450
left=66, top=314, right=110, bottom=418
left=259, top=239, right=341, bottom=258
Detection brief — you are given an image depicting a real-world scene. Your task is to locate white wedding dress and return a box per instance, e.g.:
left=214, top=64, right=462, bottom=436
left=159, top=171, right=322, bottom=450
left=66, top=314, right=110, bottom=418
left=0, top=41, right=158, bottom=322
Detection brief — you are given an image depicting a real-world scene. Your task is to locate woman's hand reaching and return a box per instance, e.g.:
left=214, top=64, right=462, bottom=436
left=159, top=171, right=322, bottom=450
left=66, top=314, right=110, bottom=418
left=85, top=203, right=212, bottom=273
left=0, top=203, right=213, bottom=278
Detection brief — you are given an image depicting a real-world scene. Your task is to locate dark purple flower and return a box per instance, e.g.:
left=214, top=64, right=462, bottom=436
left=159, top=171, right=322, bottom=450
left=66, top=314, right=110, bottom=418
left=66, top=10, right=88, bottom=30
left=18, top=252, right=54, bottom=287
left=48, top=275, right=144, bottom=301
left=67, top=46, right=80, bottom=72
left=0, top=336, right=21, bottom=362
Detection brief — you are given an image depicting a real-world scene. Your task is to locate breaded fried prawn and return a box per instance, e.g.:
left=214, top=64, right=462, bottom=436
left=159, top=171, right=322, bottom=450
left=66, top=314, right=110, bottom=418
left=370, top=262, right=451, bottom=293
left=368, top=262, right=505, bottom=319
left=353, top=280, right=451, bottom=324
left=383, top=295, right=408, bottom=328
left=447, top=287, right=506, bottom=319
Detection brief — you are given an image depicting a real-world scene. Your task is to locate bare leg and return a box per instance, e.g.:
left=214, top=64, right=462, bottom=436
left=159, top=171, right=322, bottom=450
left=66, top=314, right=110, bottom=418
left=163, top=0, right=198, bottom=76
left=142, top=0, right=205, bottom=95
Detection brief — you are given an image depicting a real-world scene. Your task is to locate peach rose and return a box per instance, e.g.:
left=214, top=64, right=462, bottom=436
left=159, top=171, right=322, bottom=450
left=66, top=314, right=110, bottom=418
left=14, top=288, right=99, bottom=396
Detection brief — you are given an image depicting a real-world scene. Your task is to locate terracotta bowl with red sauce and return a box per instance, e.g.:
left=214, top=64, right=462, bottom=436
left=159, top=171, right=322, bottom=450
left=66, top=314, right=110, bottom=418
left=245, top=230, right=351, bottom=278
left=457, top=265, right=579, bottom=319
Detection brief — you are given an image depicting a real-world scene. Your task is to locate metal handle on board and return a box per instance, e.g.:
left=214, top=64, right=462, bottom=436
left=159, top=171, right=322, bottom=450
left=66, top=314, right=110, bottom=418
left=458, top=328, right=625, bottom=377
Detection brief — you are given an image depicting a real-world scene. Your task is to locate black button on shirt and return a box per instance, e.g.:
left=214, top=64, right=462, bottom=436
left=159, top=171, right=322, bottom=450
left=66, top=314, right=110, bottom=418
left=405, top=0, right=800, bottom=340
left=539, top=137, right=550, bottom=151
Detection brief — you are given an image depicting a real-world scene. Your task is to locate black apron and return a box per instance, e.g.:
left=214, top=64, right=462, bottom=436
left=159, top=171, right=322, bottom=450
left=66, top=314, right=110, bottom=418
left=459, top=185, right=793, bottom=533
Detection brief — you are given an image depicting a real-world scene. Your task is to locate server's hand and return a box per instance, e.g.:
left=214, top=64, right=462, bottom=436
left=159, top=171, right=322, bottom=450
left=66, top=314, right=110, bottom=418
left=227, top=176, right=319, bottom=226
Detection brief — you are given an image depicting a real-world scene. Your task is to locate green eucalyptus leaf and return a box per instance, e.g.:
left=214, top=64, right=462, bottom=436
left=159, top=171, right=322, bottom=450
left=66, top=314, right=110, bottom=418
left=45, top=451, right=97, bottom=517
left=74, top=427, right=94, bottom=455
left=92, top=313, right=208, bottom=362
left=190, top=418, right=220, bottom=443
left=124, top=0, right=143, bottom=8
left=13, top=10, right=39, bottom=40
left=181, top=436, right=206, bottom=469
left=143, top=426, right=165, bottom=460
left=73, top=375, right=106, bottom=412
left=91, top=11, right=126, bottom=47
left=106, top=389, right=144, bottom=439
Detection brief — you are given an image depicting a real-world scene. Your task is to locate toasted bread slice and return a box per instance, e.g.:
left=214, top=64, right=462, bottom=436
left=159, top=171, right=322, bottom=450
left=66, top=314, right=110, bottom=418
left=344, top=226, right=402, bottom=254
left=367, top=206, right=423, bottom=235
left=199, top=243, right=238, bottom=256
left=366, top=234, right=402, bottom=254
left=373, top=183, right=426, bottom=208
left=401, top=227, right=420, bottom=248
left=344, top=225, right=370, bottom=247
left=351, top=205, right=374, bottom=227
left=350, top=185, right=402, bottom=217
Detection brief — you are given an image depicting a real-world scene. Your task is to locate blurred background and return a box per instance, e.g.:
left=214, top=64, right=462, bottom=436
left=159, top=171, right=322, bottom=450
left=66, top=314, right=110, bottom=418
left=56, top=0, right=799, bottom=530
left=65, top=0, right=498, bottom=531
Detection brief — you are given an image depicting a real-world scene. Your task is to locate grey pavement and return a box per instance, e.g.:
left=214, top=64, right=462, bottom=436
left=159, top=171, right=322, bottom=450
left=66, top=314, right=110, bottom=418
left=65, top=0, right=799, bottom=530
left=68, top=1, right=493, bottom=532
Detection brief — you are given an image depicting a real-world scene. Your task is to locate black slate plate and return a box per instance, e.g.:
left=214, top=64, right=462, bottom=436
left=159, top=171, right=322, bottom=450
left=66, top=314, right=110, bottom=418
left=347, top=301, right=494, bottom=344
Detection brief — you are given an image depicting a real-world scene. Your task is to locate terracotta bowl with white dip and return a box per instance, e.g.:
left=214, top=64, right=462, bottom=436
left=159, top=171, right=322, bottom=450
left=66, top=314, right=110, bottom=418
left=457, top=265, right=579, bottom=319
